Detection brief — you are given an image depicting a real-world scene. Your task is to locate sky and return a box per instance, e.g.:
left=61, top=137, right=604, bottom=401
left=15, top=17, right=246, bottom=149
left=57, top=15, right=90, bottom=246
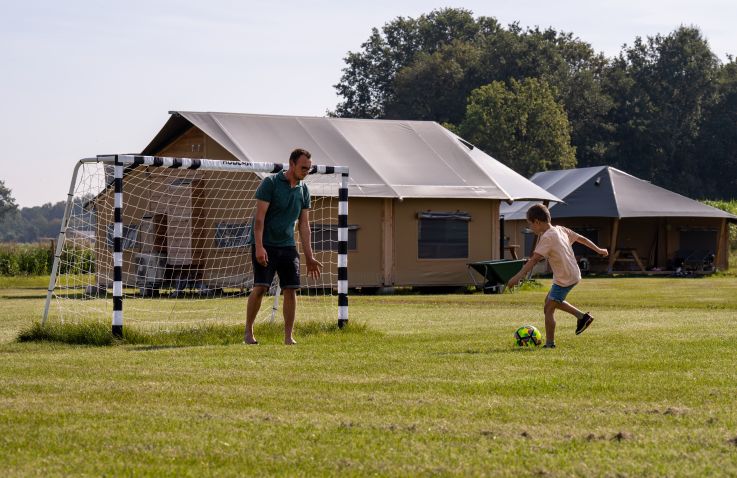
left=1, top=0, right=735, bottom=208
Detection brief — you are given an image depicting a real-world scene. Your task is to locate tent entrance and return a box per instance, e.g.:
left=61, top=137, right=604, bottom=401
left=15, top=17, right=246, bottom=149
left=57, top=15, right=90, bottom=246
left=675, top=229, right=718, bottom=272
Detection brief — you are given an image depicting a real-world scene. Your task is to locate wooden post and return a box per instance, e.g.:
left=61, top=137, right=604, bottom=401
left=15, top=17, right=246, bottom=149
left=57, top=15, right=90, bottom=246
left=715, top=218, right=728, bottom=270
left=381, top=198, right=394, bottom=286
left=607, top=218, right=620, bottom=274
left=664, top=219, right=670, bottom=267
left=499, top=214, right=505, bottom=260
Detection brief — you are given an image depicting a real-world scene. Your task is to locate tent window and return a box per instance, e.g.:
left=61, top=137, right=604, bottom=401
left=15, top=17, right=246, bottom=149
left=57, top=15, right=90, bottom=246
left=417, top=212, right=470, bottom=259
left=311, top=224, right=358, bottom=251
left=106, top=224, right=139, bottom=250
left=523, top=229, right=536, bottom=258
left=215, top=223, right=250, bottom=248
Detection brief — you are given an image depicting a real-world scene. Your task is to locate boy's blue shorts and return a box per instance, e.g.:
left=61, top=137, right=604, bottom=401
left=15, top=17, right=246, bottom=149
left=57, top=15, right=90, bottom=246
left=547, top=283, right=577, bottom=303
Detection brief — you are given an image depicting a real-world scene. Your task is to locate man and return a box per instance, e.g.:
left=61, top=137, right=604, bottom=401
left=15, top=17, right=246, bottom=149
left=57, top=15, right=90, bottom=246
left=245, top=148, right=322, bottom=345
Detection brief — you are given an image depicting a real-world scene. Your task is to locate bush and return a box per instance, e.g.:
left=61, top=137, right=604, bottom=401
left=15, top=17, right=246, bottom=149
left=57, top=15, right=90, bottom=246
left=703, top=200, right=737, bottom=251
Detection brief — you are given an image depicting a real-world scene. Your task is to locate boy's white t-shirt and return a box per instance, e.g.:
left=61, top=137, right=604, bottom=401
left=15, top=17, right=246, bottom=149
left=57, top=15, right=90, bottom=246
left=534, top=225, right=581, bottom=287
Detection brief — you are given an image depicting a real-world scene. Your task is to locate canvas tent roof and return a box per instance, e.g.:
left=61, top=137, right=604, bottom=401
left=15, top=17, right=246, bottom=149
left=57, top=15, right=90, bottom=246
left=501, top=166, right=737, bottom=221
left=143, top=111, right=560, bottom=202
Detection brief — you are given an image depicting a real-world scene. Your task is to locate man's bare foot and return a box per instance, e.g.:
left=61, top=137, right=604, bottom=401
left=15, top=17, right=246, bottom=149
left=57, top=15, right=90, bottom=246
left=244, top=335, right=258, bottom=345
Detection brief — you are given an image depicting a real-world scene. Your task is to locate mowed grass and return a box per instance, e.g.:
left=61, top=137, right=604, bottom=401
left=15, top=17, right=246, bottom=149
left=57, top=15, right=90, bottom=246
left=1, top=276, right=737, bottom=476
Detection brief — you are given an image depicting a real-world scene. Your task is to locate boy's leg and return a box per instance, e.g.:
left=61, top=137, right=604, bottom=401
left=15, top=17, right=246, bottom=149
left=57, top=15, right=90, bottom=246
left=544, top=285, right=570, bottom=345
left=557, top=300, right=584, bottom=319
left=554, top=300, right=594, bottom=335
left=549, top=283, right=594, bottom=334
left=544, top=298, right=557, bottom=344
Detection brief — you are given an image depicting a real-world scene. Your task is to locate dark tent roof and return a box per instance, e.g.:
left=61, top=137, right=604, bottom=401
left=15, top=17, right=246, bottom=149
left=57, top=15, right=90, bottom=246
left=501, top=166, right=737, bottom=221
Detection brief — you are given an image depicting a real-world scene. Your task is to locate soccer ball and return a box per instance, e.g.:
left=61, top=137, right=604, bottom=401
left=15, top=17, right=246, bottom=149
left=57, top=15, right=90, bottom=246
left=514, top=325, right=542, bottom=347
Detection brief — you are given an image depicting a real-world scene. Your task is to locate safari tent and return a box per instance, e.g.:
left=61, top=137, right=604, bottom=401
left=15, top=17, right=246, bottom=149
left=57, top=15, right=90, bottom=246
left=92, top=111, right=559, bottom=290
left=501, top=166, right=736, bottom=273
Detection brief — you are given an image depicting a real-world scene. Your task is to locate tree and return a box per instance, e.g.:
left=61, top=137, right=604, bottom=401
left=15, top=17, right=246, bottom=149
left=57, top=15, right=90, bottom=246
left=331, top=28, right=394, bottom=118
left=385, top=40, right=481, bottom=124
left=458, top=78, right=576, bottom=177
left=474, top=25, right=614, bottom=167
left=333, top=10, right=613, bottom=170
left=604, top=27, right=720, bottom=196
left=698, top=58, right=737, bottom=199
left=331, top=8, right=494, bottom=118
left=0, top=180, right=18, bottom=222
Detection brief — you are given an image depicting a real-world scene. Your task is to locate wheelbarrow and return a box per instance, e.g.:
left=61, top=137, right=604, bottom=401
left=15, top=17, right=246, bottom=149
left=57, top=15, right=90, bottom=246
left=467, top=259, right=527, bottom=294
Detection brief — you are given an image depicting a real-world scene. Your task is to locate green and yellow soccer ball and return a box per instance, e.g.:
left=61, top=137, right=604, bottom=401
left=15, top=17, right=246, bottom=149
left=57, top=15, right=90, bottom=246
left=514, top=325, right=542, bottom=347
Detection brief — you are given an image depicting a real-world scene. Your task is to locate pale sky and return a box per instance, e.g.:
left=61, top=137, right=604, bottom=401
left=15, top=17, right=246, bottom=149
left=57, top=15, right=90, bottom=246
left=1, top=0, right=734, bottom=207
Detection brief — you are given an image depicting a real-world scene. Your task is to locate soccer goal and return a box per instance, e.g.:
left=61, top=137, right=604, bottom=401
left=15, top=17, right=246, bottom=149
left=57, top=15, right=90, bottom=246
left=42, top=155, right=349, bottom=336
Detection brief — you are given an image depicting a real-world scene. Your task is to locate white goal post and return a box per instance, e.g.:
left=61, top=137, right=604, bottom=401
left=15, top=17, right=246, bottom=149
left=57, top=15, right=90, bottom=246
left=43, top=154, right=349, bottom=336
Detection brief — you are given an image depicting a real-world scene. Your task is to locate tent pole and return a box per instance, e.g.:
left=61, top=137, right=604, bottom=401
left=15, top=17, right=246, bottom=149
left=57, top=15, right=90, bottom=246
left=607, top=218, right=620, bottom=274
left=715, top=218, right=728, bottom=270
left=381, top=199, right=394, bottom=287
left=499, top=214, right=505, bottom=260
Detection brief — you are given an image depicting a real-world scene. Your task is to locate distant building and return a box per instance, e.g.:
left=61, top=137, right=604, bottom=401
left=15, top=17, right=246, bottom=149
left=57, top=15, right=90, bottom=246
left=502, top=166, right=736, bottom=273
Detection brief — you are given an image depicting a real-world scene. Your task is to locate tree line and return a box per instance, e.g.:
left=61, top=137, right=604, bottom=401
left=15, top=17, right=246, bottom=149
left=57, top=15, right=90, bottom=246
left=0, top=187, right=94, bottom=243
left=0, top=197, right=66, bottom=242
left=332, top=8, right=737, bottom=199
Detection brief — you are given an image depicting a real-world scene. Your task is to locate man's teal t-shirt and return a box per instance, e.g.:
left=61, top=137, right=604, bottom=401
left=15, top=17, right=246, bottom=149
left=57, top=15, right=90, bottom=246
left=248, top=170, right=311, bottom=247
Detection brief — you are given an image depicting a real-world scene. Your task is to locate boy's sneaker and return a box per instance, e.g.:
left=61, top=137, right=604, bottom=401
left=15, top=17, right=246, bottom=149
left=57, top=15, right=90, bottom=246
left=576, top=313, right=594, bottom=335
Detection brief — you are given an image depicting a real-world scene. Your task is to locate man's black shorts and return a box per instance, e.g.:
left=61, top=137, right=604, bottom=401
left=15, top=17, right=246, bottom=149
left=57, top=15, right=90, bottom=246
left=251, top=246, right=300, bottom=289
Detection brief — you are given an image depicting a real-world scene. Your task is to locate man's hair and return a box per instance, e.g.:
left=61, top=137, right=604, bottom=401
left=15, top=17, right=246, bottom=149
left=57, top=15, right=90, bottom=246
left=526, top=204, right=551, bottom=223
left=289, top=148, right=311, bottom=164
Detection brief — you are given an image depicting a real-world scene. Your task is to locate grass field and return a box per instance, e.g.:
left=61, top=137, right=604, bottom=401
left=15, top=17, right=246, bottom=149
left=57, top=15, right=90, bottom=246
left=2, top=275, right=737, bottom=477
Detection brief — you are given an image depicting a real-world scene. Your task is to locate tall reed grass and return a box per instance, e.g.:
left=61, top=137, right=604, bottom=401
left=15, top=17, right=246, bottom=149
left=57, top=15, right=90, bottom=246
left=0, top=242, right=94, bottom=276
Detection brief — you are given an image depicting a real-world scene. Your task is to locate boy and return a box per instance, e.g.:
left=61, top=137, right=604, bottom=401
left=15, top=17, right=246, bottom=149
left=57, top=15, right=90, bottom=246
left=506, top=204, right=608, bottom=348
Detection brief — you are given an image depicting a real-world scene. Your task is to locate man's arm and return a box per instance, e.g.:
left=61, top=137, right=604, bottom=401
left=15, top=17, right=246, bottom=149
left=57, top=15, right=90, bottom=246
left=506, top=253, right=545, bottom=289
left=253, top=200, right=269, bottom=266
left=298, top=208, right=322, bottom=279
left=575, top=236, right=609, bottom=257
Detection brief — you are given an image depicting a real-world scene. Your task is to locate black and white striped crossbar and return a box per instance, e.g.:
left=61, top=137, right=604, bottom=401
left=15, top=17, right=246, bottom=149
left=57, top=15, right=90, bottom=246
left=102, top=154, right=349, bottom=332
left=99, top=154, right=350, bottom=176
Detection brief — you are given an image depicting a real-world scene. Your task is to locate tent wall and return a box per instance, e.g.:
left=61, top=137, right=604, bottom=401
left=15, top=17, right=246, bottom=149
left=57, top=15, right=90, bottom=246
left=393, top=198, right=500, bottom=287
left=161, top=127, right=206, bottom=157
left=345, top=198, right=384, bottom=287
left=194, top=127, right=505, bottom=287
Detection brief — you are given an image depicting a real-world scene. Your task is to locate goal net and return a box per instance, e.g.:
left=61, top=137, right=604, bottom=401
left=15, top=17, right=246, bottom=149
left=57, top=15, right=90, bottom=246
left=43, top=155, right=349, bottom=334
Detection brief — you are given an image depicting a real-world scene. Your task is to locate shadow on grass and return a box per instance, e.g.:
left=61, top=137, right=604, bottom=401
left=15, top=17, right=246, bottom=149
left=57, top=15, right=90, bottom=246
left=17, top=320, right=377, bottom=347
left=433, top=346, right=543, bottom=356
left=129, top=345, right=189, bottom=351
left=0, top=294, right=50, bottom=300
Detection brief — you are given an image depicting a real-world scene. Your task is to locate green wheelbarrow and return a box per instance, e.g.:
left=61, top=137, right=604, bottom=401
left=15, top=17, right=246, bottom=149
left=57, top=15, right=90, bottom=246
left=467, top=259, right=527, bottom=294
